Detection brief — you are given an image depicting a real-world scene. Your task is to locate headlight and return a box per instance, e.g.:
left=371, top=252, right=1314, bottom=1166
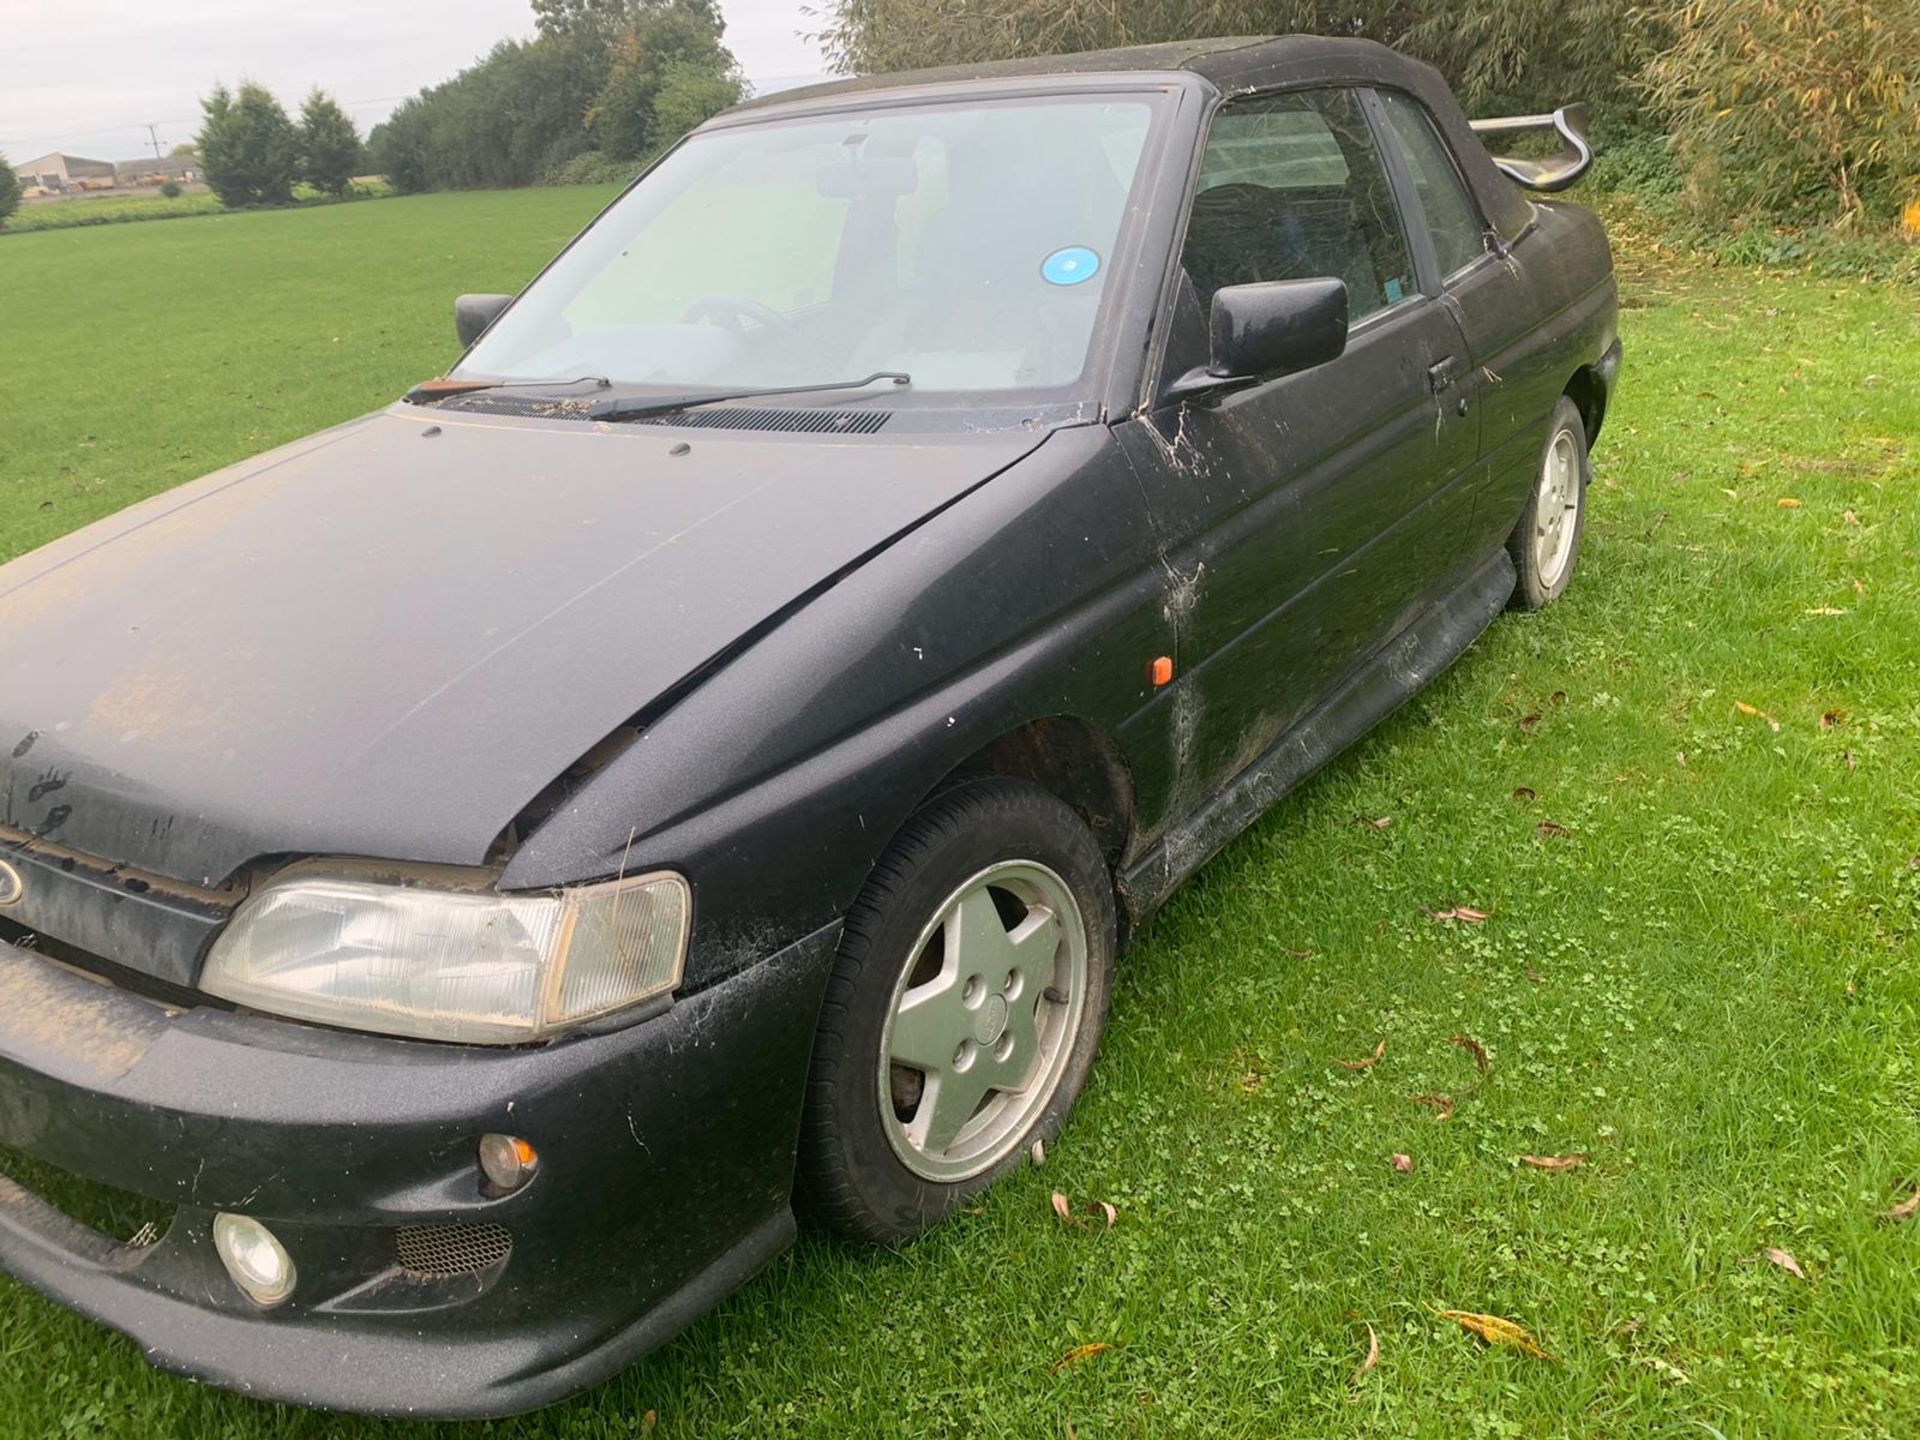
left=201, top=861, right=689, bottom=1043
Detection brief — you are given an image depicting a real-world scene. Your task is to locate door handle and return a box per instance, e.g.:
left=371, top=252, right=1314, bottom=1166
left=1427, top=355, right=1460, bottom=392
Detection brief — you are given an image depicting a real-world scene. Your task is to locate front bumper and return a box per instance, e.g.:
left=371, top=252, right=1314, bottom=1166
left=0, top=924, right=840, bottom=1418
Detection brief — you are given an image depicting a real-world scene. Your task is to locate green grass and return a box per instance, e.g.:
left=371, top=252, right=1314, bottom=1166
left=3, top=192, right=1919, bottom=1438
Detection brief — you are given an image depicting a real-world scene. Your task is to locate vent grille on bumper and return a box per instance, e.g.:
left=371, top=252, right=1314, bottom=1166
left=0, top=1143, right=173, bottom=1251
left=395, top=1221, right=513, bottom=1278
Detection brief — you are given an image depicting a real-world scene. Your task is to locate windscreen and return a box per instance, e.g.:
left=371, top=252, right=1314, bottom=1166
left=457, top=95, right=1160, bottom=397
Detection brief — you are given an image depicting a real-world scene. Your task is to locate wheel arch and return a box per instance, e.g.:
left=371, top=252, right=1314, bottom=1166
left=1564, top=365, right=1607, bottom=446
left=929, top=715, right=1135, bottom=871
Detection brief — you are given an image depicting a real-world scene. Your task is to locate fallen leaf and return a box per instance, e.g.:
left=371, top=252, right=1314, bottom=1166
left=1521, top=1154, right=1589, bottom=1171
left=1843, top=510, right=1862, bottom=526
left=1450, top=1035, right=1491, bottom=1074
left=1879, top=1184, right=1920, bottom=1222
left=1777, top=497, right=1803, bottom=508
left=1845, top=751, right=1857, bottom=771
left=1390, top=1152, right=1415, bottom=1174
left=1642, top=1355, right=1692, bottom=1384
left=1820, top=708, right=1847, bottom=729
left=1050, top=1192, right=1072, bottom=1221
left=1525, top=968, right=1546, bottom=983
left=1511, top=786, right=1537, bottom=803
left=1051, top=1342, right=1111, bottom=1373
left=1804, top=606, right=1845, bottom=616
left=1031, top=1137, right=1046, bottom=1166
left=1352, top=1323, right=1380, bottom=1384
left=1337, top=1039, right=1387, bottom=1071
left=1549, top=691, right=1567, bottom=707
left=1518, top=712, right=1542, bottom=731
left=643, top=1412, right=658, bottom=1433
left=1355, top=814, right=1394, bottom=830
left=1091, top=1200, right=1117, bottom=1228
left=1410, top=1093, right=1455, bottom=1122
left=1535, top=820, right=1572, bottom=839
left=1853, top=577, right=1867, bottom=595
left=1734, top=700, right=1782, bottom=732
left=1764, top=1247, right=1808, bottom=1280
left=1434, top=1309, right=1554, bottom=1359
left=1422, top=904, right=1489, bottom=923
left=1285, top=946, right=1315, bottom=959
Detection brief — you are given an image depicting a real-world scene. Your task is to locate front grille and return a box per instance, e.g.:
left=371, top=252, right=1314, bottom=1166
left=394, top=1221, right=513, bottom=1278
left=0, top=1143, right=173, bottom=1248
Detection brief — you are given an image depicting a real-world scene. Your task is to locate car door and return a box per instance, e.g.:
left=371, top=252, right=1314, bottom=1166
left=1372, top=87, right=1548, bottom=560
left=1118, top=86, right=1480, bottom=806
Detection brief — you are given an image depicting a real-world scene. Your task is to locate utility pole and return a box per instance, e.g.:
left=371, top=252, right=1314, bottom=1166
left=145, top=124, right=162, bottom=160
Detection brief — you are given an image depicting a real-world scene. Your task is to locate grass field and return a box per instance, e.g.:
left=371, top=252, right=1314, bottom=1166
left=1, top=183, right=398, bottom=236
left=2, top=190, right=1918, bottom=1439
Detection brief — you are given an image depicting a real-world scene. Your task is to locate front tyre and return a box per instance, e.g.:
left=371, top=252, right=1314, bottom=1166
left=799, top=779, right=1116, bottom=1244
left=1507, top=395, right=1590, bottom=611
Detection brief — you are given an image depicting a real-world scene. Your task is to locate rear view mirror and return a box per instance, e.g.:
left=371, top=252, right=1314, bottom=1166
left=455, top=293, right=512, bottom=349
left=1166, top=277, right=1349, bottom=403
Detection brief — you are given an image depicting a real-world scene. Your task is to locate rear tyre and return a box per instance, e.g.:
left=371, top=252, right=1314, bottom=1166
left=1507, top=396, right=1590, bottom=611
left=799, top=779, right=1116, bottom=1244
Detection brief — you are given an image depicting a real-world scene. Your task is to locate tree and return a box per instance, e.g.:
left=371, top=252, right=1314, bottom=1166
left=819, top=1, right=1658, bottom=126
left=370, top=35, right=608, bottom=191
left=197, top=81, right=300, bottom=206
left=533, top=0, right=722, bottom=41
left=299, top=90, right=363, bottom=197
left=588, top=3, right=743, bottom=159
left=170, top=142, right=198, bottom=156
left=1643, top=0, right=1919, bottom=227
left=0, top=153, right=20, bottom=230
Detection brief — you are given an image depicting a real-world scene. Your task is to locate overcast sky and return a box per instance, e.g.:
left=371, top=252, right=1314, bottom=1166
left=0, top=0, right=828, bottom=162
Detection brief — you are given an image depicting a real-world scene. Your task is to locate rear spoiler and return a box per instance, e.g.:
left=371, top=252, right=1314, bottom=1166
left=1469, top=104, right=1593, bottom=193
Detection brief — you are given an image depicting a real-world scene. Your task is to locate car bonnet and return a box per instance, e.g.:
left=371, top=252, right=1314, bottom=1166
left=0, top=406, right=1047, bottom=887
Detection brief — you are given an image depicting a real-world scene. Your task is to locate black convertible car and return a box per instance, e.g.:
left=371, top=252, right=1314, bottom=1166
left=0, top=35, right=1618, bottom=1417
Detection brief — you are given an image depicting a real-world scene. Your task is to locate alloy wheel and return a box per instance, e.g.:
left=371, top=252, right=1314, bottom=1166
left=877, top=860, right=1088, bottom=1183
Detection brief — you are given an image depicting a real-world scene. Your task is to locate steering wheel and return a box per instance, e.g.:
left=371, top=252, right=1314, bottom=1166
left=682, top=295, right=792, bottom=334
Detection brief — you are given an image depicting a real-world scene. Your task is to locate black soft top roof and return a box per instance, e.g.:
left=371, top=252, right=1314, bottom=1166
left=723, top=35, right=1534, bottom=239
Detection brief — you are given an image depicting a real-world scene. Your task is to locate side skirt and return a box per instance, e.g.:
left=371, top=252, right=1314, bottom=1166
left=1119, top=549, right=1517, bottom=923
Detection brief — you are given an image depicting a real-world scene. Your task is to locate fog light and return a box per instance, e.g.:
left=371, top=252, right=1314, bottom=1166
left=212, top=1213, right=296, bottom=1308
left=479, top=1133, right=539, bottom=1193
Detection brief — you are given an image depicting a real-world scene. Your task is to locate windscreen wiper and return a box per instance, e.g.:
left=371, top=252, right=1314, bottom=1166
left=588, top=371, right=911, bottom=424
left=404, top=375, right=611, bottom=404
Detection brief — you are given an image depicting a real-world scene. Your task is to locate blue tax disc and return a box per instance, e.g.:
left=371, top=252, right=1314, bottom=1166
left=1040, top=246, right=1101, bottom=286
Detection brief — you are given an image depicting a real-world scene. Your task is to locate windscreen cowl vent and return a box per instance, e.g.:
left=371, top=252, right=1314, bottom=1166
left=423, top=393, right=891, bottom=434
left=634, top=407, right=890, bottom=435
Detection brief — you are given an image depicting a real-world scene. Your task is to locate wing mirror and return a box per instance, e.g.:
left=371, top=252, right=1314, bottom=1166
left=1165, top=278, right=1349, bottom=403
left=455, top=293, right=512, bottom=349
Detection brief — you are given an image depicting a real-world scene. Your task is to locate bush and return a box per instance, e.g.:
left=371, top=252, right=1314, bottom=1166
left=159, top=180, right=182, bottom=198
left=542, top=150, right=645, bottom=186
left=1643, top=0, right=1920, bottom=227
left=0, top=155, right=20, bottom=230
left=198, top=81, right=300, bottom=207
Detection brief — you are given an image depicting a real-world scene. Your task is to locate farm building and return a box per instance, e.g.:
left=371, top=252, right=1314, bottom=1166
left=12, top=152, right=117, bottom=194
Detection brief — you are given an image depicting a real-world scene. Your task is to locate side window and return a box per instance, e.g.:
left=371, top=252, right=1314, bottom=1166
left=1182, top=88, right=1416, bottom=324
left=1375, top=91, right=1488, bottom=279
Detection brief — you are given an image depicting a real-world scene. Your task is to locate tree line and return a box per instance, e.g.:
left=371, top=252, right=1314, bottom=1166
left=818, top=0, right=1920, bottom=234
left=366, top=0, right=744, bottom=193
